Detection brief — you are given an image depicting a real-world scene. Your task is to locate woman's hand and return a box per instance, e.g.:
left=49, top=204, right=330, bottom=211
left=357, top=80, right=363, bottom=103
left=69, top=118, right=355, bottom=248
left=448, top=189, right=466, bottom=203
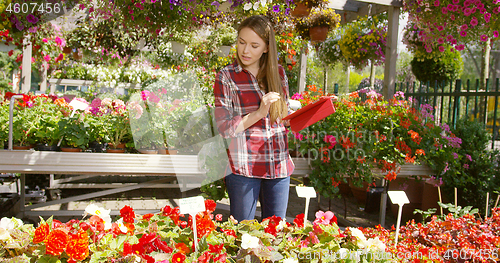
left=257, top=92, right=281, bottom=118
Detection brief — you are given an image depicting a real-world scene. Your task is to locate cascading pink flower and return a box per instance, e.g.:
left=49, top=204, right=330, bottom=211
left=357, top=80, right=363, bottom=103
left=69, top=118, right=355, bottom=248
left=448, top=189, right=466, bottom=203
left=480, top=34, right=488, bottom=41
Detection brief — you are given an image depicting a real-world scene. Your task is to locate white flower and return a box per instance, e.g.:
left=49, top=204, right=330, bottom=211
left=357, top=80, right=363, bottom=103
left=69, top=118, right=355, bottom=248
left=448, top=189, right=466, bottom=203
left=0, top=217, right=23, bottom=231
left=337, top=248, right=350, bottom=259
left=366, top=237, right=386, bottom=251
left=276, top=219, right=287, bottom=231
left=261, top=0, right=267, bottom=7
left=349, top=227, right=367, bottom=248
left=283, top=258, right=298, bottom=263
left=116, top=218, right=128, bottom=233
left=253, top=1, right=260, bottom=10
left=0, top=228, right=11, bottom=241
left=85, top=204, right=111, bottom=219
left=241, top=233, right=259, bottom=249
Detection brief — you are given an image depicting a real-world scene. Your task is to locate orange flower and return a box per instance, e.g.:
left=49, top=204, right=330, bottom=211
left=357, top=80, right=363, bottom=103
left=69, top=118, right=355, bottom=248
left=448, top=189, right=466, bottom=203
left=175, top=242, right=190, bottom=254
left=33, top=222, right=49, bottom=244
left=349, top=91, right=359, bottom=98
left=196, top=214, right=216, bottom=237
left=66, top=229, right=89, bottom=261
left=415, top=149, right=425, bottom=155
left=385, top=171, right=397, bottom=181
left=45, top=229, right=69, bottom=256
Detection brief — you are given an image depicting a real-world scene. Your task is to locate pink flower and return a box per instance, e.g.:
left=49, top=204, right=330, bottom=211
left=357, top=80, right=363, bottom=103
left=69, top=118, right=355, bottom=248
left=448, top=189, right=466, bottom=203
left=44, top=55, right=50, bottom=62
left=484, top=13, right=491, bottom=22
left=313, top=211, right=335, bottom=225
left=460, top=24, right=468, bottom=31
left=463, top=164, right=469, bottom=169
left=480, top=34, right=488, bottom=41
left=439, top=46, right=445, bottom=52
left=466, top=154, right=472, bottom=161
left=215, top=214, right=223, bottom=221
left=494, top=31, right=499, bottom=38
left=42, top=38, right=48, bottom=43
left=55, top=36, right=63, bottom=46
left=456, top=44, right=465, bottom=51
left=460, top=30, right=467, bottom=37
left=141, top=90, right=150, bottom=101
left=434, top=0, right=440, bottom=6
left=437, top=25, right=444, bottom=31
left=470, top=18, right=478, bottom=26
left=31, top=57, right=36, bottom=63
left=452, top=0, right=459, bottom=3
left=451, top=39, right=457, bottom=45
left=294, top=133, right=304, bottom=141
left=441, top=7, right=448, bottom=14
left=438, top=38, right=444, bottom=44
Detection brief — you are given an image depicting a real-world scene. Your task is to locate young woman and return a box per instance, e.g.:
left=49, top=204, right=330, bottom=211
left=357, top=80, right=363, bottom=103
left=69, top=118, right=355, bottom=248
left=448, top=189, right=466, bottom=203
left=213, top=15, right=294, bottom=222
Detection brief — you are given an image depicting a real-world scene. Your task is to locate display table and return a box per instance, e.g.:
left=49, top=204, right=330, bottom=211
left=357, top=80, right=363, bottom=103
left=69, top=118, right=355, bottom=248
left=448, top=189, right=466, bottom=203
left=0, top=150, right=311, bottom=219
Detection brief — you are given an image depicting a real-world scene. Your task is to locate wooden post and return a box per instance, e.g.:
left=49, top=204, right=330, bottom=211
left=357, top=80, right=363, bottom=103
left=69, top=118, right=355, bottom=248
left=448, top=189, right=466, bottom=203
left=12, top=70, right=20, bottom=93
left=323, top=63, right=328, bottom=93
left=383, top=6, right=400, bottom=99
left=21, top=35, right=32, bottom=94
left=345, top=63, right=350, bottom=94
left=298, top=48, right=307, bottom=93
left=40, top=61, right=48, bottom=93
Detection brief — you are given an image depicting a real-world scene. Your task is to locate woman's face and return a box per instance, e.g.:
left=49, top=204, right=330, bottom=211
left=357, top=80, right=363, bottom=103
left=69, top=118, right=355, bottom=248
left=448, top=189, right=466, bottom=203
left=237, top=27, right=268, bottom=70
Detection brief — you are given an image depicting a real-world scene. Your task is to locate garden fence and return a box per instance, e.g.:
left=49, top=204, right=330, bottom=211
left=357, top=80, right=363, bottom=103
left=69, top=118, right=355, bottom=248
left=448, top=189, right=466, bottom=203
left=395, top=79, right=500, bottom=150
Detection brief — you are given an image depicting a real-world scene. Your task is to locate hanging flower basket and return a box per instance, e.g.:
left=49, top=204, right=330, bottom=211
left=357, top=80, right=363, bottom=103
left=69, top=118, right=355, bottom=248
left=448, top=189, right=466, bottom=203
left=291, top=2, right=311, bottom=17
left=170, top=41, right=186, bottom=54
left=309, top=26, right=329, bottom=43
left=217, top=45, right=232, bottom=57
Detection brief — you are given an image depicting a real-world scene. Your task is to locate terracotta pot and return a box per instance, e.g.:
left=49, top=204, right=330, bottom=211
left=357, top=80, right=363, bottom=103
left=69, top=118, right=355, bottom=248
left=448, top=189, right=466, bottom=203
left=309, top=26, right=329, bottom=43
left=158, top=149, right=178, bottom=155
left=72, top=52, right=82, bottom=60
left=13, top=145, right=31, bottom=150
left=291, top=2, right=311, bottom=17
left=63, top=47, right=72, bottom=54
left=138, top=149, right=158, bottom=154
left=61, top=147, right=82, bottom=152
left=349, top=180, right=370, bottom=205
left=106, top=148, right=126, bottom=153
left=108, top=143, right=126, bottom=149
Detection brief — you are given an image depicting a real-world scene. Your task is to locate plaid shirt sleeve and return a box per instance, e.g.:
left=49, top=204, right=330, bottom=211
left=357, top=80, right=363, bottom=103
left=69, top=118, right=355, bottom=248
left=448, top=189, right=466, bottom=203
left=213, top=69, right=243, bottom=139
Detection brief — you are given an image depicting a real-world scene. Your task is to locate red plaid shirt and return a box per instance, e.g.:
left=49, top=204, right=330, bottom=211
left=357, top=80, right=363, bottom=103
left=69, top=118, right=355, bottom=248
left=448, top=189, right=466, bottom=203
left=214, top=61, right=295, bottom=179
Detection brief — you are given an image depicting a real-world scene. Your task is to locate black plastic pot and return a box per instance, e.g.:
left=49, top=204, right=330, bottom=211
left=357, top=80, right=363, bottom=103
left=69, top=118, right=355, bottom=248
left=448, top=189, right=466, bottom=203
left=36, top=144, right=60, bottom=151
left=89, top=141, right=107, bottom=153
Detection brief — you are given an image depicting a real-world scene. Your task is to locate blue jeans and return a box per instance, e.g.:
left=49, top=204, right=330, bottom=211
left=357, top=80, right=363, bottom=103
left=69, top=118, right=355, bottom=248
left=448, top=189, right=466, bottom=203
left=225, top=173, right=290, bottom=222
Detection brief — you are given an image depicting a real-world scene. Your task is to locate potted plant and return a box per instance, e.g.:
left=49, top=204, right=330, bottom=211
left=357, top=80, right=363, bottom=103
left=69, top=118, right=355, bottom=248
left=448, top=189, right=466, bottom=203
left=58, top=116, right=90, bottom=151
left=169, top=30, right=194, bottom=54
left=291, top=0, right=328, bottom=17
left=209, top=23, right=237, bottom=57
left=294, top=8, right=341, bottom=43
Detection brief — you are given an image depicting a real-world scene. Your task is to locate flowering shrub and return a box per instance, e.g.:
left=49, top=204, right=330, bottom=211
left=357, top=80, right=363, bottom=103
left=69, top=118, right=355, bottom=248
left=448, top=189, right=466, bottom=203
left=289, top=87, right=462, bottom=198
left=2, top=202, right=500, bottom=262
left=338, top=14, right=387, bottom=70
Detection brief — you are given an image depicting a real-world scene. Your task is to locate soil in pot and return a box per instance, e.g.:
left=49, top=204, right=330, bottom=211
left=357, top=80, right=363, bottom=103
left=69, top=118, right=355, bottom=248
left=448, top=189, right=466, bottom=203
left=13, top=145, right=31, bottom=150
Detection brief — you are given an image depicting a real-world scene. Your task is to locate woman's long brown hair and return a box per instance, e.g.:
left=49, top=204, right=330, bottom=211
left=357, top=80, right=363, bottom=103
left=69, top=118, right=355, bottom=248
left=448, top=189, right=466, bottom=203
left=237, top=15, right=287, bottom=124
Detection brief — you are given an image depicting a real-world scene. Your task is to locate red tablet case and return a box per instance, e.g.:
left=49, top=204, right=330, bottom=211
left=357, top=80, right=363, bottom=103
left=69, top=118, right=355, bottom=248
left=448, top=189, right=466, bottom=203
left=283, top=97, right=336, bottom=133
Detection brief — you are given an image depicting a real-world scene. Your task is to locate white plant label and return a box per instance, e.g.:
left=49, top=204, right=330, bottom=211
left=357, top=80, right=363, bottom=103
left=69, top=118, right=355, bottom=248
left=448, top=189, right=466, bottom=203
left=179, top=195, right=206, bottom=215
left=388, top=191, right=410, bottom=205
left=296, top=186, right=317, bottom=198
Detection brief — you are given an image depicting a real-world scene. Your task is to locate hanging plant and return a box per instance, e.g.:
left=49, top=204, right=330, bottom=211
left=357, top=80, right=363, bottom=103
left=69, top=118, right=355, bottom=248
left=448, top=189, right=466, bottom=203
left=294, top=8, right=341, bottom=42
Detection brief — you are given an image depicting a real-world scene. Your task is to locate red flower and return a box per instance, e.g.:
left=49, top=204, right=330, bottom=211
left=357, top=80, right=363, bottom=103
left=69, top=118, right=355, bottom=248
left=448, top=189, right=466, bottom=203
left=89, top=215, right=105, bottom=231
left=222, top=229, right=237, bottom=238
left=45, top=229, right=69, bottom=256
left=294, top=213, right=305, bottom=228
left=172, top=252, right=186, bottom=263
left=162, top=205, right=181, bottom=225
left=204, top=199, right=217, bottom=213
left=66, top=229, right=89, bottom=261
left=120, top=205, right=136, bottom=223
left=195, top=214, right=216, bottom=237
left=142, top=213, right=154, bottom=221
left=198, top=251, right=212, bottom=263
left=33, top=222, right=49, bottom=243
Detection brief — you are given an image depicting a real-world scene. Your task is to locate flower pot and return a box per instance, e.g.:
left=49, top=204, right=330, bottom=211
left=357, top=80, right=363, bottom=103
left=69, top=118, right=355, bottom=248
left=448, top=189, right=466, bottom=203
left=218, top=45, right=232, bottom=57
left=63, top=47, right=72, bottom=54
left=72, top=52, right=82, bottom=60
left=36, top=144, right=59, bottom=151
left=108, top=143, right=126, bottom=149
left=106, top=148, right=126, bottom=153
left=158, top=149, right=177, bottom=155
left=61, top=147, right=82, bottom=152
left=138, top=149, right=158, bottom=154
left=171, top=41, right=186, bottom=54
left=309, top=26, right=329, bottom=43
left=349, top=180, right=370, bottom=205
left=291, top=2, right=311, bottom=17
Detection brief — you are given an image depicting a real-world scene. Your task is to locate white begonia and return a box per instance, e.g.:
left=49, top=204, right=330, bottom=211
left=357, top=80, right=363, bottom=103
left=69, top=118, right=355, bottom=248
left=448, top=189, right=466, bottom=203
left=0, top=217, right=23, bottom=231
left=241, top=233, right=260, bottom=249
left=85, top=204, right=111, bottom=221
left=349, top=227, right=368, bottom=248
left=282, top=258, right=298, bottom=263
left=0, top=228, right=11, bottom=241
left=116, top=218, right=128, bottom=233
left=276, top=219, right=287, bottom=231
left=366, top=237, right=386, bottom=251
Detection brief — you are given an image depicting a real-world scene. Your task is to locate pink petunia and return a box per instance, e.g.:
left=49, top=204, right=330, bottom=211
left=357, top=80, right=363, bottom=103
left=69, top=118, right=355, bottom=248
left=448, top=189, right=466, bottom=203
left=455, top=44, right=465, bottom=51
left=470, top=18, right=478, bottom=26
left=460, top=24, right=468, bottom=31
left=437, top=25, right=445, bottom=31
left=480, top=34, right=488, bottom=41
left=42, top=38, right=48, bottom=43
left=484, top=13, right=491, bottom=22
left=460, top=30, right=467, bottom=37
left=494, top=31, right=499, bottom=38
left=438, top=38, right=445, bottom=44
left=452, top=0, right=459, bottom=3
left=439, top=46, right=445, bottom=52
left=44, top=55, right=50, bottom=62
left=442, top=7, right=448, bottom=14
left=451, top=39, right=457, bottom=45
left=434, top=0, right=440, bottom=6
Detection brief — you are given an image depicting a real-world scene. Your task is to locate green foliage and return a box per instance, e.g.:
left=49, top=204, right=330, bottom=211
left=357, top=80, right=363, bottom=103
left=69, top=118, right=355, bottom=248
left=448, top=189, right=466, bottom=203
left=411, top=46, right=464, bottom=84
left=58, top=116, right=90, bottom=149
left=208, top=23, right=237, bottom=46
left=441, top=119, right=500, bottom=214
